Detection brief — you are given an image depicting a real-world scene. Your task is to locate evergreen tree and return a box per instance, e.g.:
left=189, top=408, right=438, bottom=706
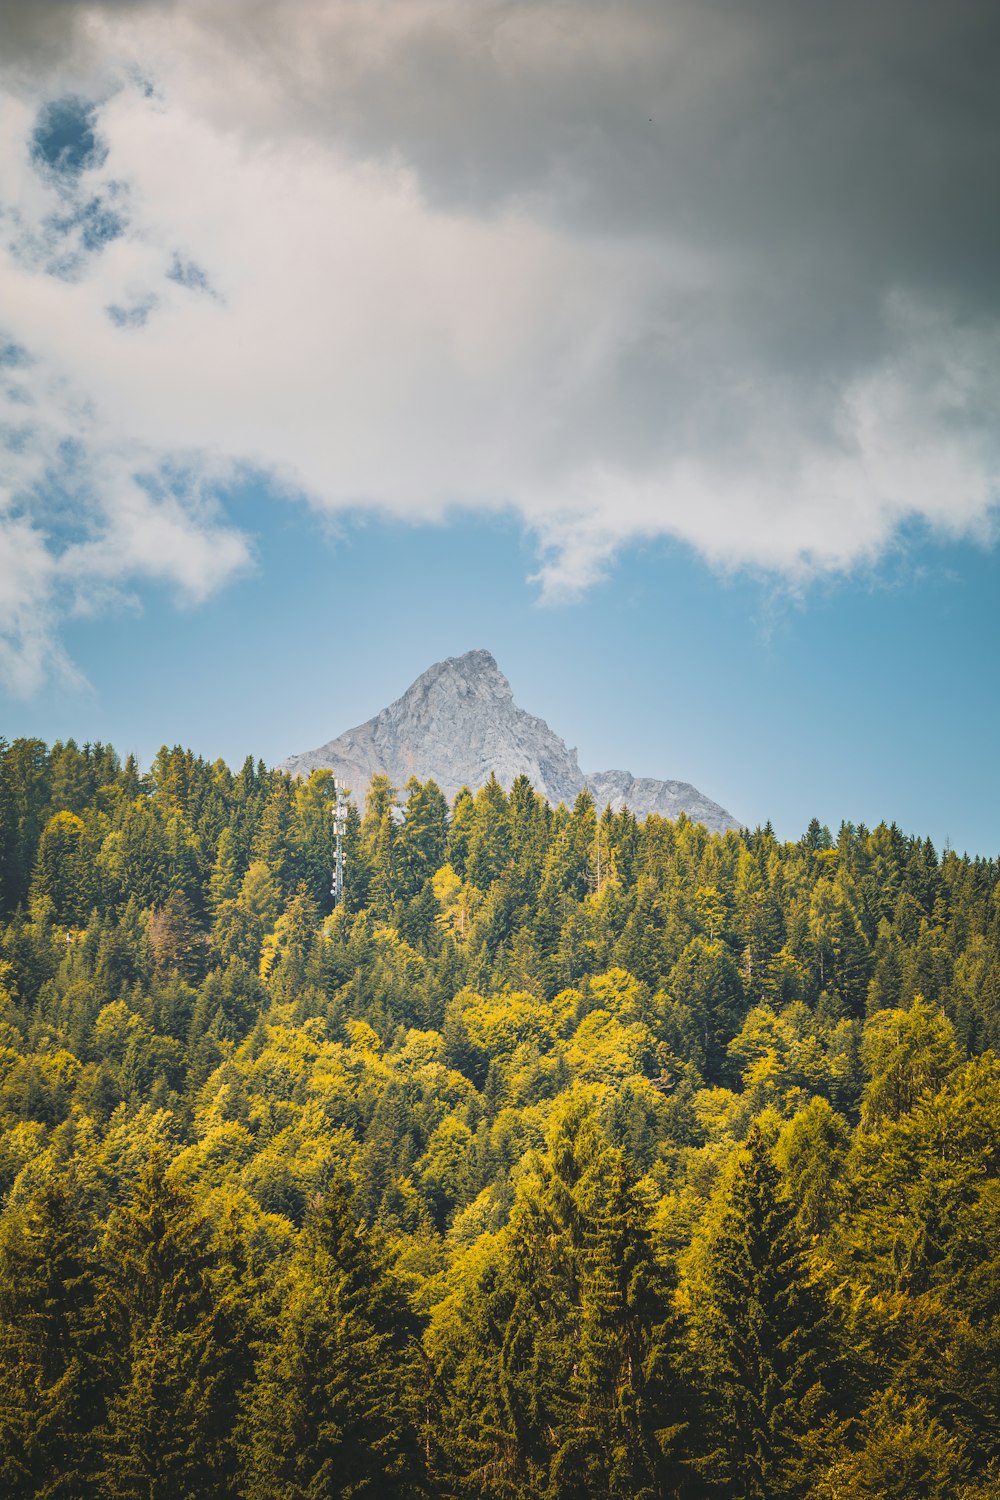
left=0, top=738, right=50, bottom=915
left=252, top=781, right=297, bottom=896
left=243, top=1177, right=425, bottom=1499
left=667, top=936, right=745, bottom=1083
left=362, top=775, right=399, bottom=920
left=445, top=788, right=476, bottom=879
left=396, top=779, right=449, bottom=904
left=207, top=826, right=241, bottom=918
left=550, top=1152, right=689, bottom=1499
left=809, top=1392, right=972, bottom=1500
left=0, top=1173, right=105, bottom=1498
left=31, top=812, right=95, bottom=927
left=466, top=777, right=512, bottom=892
left=696, top=1124, right=841, bottom=1499
left=292, top=770, right=337, bottom=911
left=97, top=1158, right=246, bottom=1499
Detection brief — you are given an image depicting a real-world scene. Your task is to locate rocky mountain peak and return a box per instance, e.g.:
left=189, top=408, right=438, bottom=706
left=433, top=647, right=502, bottom=682
left=280, top=650, right=739, bottom=832
left=412, top=649, right=512, bottom=705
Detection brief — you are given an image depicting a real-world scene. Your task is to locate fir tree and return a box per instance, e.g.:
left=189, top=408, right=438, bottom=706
left=0, top=1173, right=105, bottom=1499
left=243, top=1177, right=425, bottom=1499
left=698, top=1124, right=841, bottom=1499
left=96, top=1158, right=246, bottom=1499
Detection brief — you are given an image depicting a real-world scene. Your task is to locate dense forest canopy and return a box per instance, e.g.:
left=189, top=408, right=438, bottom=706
left=0, top=735, right=998, bottom=1498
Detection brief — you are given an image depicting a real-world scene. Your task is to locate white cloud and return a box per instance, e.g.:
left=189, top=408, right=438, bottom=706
left=0, top=0, right=998, bottom=688
left=0, top=90, right=254, bottom=690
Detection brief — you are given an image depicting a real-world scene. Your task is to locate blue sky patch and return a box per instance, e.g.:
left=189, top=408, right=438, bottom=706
left=31, top=98, right=106, bottom=179
left=0, top=339, right=31, bottom=369
left=78, top=196, right=125, bottom=252
left=107, top=299, right=157, bottom=329
left=167, top=255, right=213, bottom=295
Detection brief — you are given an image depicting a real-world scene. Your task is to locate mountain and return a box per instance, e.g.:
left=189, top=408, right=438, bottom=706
left=280, top=649, right=740, bottom=832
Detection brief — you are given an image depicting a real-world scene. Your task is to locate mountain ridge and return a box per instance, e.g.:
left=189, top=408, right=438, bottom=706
left=280, top=649, right=740, bottom=833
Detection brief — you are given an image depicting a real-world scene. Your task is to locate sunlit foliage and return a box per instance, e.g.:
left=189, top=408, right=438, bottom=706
left=0, top=736, right=998, bottom=1495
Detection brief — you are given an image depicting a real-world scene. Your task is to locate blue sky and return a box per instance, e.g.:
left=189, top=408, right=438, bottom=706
left=3, top=484, right=998, bottom=856
left=1, top=2, right=999, bottom=855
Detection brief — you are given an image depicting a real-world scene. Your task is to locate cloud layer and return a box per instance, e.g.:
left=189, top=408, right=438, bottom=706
left=1, top=0, right=999, bottom=686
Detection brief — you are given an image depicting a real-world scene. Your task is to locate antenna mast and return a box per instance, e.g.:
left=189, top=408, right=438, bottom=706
left=331, top=779, right=348, bottom=907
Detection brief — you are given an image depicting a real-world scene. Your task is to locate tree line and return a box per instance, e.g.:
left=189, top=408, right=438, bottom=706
left=0, top=735, right=998, bottom=1497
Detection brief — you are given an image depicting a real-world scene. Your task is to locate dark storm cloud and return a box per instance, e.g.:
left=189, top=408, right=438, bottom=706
left=0, top=0, right=158, bottom=69
left=258, top=0, right=997, bottom=492
left=6, top=0, right=999, bottom=350
left=0, top=0, right=998, bottom=686
left=296, top=0, right=1000, bottom=369
left=56, top=0, right=989, bottom=446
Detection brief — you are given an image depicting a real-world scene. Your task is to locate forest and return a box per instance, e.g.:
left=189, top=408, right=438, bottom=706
left=0, top=734, right=998, bottom=1498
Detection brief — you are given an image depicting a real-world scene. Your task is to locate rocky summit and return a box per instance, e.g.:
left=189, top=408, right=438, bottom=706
left=280, top=649, right=740, bottom=833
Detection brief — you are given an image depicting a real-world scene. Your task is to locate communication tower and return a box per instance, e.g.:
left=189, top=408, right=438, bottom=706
left=331, top=779, right=348, bottom=907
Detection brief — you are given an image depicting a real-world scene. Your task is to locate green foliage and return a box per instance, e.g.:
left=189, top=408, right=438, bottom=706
left=0, top=738, right=996, bottom=1497
left=808, top=1391, right=972, bottom=1499
left=244, top=1177, right=425, bottom=1498
left=689, top=1122, right=843, bottom=1498
left=0, top=1171, right=104, bottom=1498
left=32, top=812, right=95, bottom=927
left=97, top=1156, right=247, bottom=1497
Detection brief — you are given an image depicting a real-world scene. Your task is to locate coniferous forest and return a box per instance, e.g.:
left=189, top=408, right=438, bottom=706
left=1, top=736, right=999, bottom=1499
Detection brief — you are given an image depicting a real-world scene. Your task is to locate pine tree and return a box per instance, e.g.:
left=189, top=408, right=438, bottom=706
left=362, top=775, right=399, bottom=920
left=252, top=780, right=297, bottom=896
left=243, top=1177, right=425, bottom=1499
left=0, top=737, right=50, bottom=915
left=0, top=1173, right=105, bottom=1498
left=551, top=1152, right=688, bottom=1499
left=697, top=1124, right=841, bottom=1499
left=291, top=770, right=337, bottom=909
left=810, top=1391, right=972, bottom=1500
left=207, top=826, right=241, bottom=918
left=466, top=776, right=512, bottom=892
left=31, top=812, right=95, bottom=927
left=148, top=890, right=204, bottom=982
left=96, top=1158, right=246, bottom=1499
left=445, top=787, right=476, bottom=879
left=430, top=1096, right=601, bottom=1498
left=667, top=936, right=746, bottom=1083
left=396, top=778, right=449, bottom=904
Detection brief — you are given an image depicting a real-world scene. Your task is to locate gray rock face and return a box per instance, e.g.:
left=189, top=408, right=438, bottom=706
left=280, top=649, right=740, bottom=833
left=584, top=769, right=738, bottom=830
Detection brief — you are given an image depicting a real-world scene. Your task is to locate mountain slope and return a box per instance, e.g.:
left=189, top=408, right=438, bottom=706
left=584, top=769, right=740, bottom=828
left=280, top=649, right=740, bottom=832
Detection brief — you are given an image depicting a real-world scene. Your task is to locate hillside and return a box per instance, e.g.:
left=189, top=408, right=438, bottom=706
left=0, top=735, right=997, bottom=1497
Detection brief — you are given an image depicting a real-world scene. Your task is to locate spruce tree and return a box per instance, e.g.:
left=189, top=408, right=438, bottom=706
left=0, top=1174, right=105, bottom=1498
left=243, top=1176, right=425, bottom=1499
left=96, top=1157, right=246, bottom=1499
left=551, top=1152, right=689, bottom=1500
left=699, top=1124, right=840, bottom=1499
left=396, top=779, right=450, bottom=904
left=31, top=812, right=95, bottom=927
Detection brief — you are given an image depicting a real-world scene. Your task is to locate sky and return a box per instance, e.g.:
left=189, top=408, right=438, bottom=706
left=0, top=1, right=998, bottom=855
